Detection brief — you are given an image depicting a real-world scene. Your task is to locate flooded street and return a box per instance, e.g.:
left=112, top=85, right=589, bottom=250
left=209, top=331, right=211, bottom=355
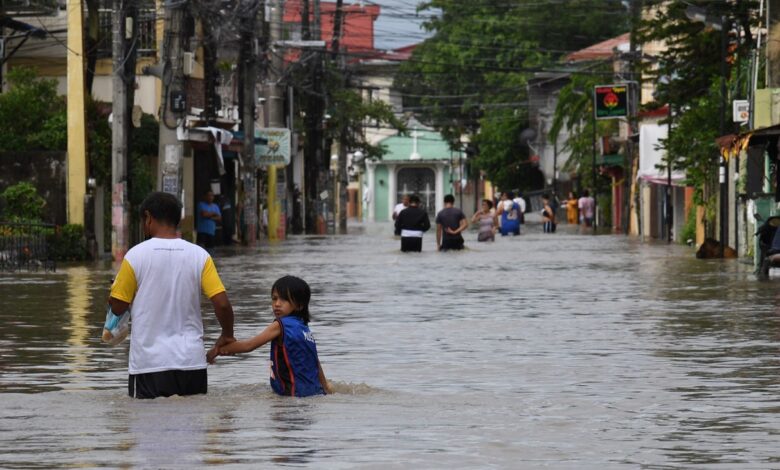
left=2, top=223, right=780, bottom=468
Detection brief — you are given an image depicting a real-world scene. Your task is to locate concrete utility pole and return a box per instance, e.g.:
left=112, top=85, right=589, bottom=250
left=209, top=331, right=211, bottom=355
left=266, top=0, right=286, bottom=241
left=332, top=0, right=348, bottom=233
left=151, top=2, right=186, bottom=203
left=239, top=1, right=259, bottom=246
left=110, top=0, right=138, bottom=261
left=66, top=0, right=87, bottom=227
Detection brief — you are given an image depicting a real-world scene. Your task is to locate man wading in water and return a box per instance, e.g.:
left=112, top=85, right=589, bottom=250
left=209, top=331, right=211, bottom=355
left=394, top=195, right=431, bottom=252
left=108, top=192, right=236, bottom=399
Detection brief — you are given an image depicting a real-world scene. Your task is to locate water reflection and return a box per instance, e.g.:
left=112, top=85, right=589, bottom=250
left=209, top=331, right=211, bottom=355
left=269, top=400, right=318, bottom=464
left=64, top=266, right=92, bottom=382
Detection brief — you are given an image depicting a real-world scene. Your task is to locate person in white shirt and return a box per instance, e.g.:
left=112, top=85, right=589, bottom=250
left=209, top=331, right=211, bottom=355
left=109, top=192, right=236, bottom=399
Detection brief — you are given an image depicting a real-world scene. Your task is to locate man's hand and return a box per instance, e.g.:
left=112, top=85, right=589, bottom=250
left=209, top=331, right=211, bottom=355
left=214, top=334, right=236, bottom=349
left=206, top=346, right=220, bottom=364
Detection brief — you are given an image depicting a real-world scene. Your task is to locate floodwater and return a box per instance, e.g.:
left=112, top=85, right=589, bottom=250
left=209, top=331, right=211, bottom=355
left=2, top=222, right=780, bottom=469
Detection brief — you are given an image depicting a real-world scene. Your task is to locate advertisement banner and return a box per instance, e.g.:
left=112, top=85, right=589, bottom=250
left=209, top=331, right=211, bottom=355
left=594, top=85, right=629, bottom=120
left=255, top=128, right=291, bottom=166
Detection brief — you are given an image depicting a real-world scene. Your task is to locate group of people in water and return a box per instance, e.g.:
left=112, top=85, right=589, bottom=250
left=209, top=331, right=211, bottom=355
left=392, top=189, right=598, bottom=251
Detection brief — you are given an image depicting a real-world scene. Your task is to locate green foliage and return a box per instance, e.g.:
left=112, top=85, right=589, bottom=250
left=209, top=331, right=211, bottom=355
left=47, top=224, right=87, bottom=261
left=128, top=113, right=159, bottom=207
left=550, top=71, right=619, bottom=192
left=0, top=182, right=46, bottom=221
left=637, top=1, right=758, bottom=110
left=680, top=206, right=697, bottom=245
left=328, top=83, right=406, bottom=160
left=666, top=82, right=721, bottom=215
left=86, top=98, right=113, bottom=187
left=0, top=67, right=66, bottom=152
left=395, top=0, right=629, bottom=189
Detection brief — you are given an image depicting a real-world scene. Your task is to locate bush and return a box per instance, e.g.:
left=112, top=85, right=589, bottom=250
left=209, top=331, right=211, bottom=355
left=680, top=207, right=696, bottom=245
left=1, top=182, right=46, bottom=221
left=47, top=224, right=87, bottom=261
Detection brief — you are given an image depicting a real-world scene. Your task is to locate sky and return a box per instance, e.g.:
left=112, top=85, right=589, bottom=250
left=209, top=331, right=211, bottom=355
left=367, top=0, right=432, bottom=50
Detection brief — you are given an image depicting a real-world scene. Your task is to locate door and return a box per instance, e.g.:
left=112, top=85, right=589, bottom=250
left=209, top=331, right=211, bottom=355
left=397, top=167, right=436, bottom=218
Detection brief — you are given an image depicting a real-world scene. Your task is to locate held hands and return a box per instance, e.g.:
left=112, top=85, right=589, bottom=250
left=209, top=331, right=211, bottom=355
left=207, top=334, right=236, bottom=364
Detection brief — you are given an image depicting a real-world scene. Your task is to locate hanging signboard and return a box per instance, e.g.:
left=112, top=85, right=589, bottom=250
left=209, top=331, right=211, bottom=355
left=255, top=128, right=291, bottom=166
left=594, top=84, right=629, bottom=120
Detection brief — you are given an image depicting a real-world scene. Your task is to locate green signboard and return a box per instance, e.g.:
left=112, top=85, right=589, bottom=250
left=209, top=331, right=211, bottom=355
left=255, top=128, right=291, bottom=166
left=594, top=84, right=628, bottom=120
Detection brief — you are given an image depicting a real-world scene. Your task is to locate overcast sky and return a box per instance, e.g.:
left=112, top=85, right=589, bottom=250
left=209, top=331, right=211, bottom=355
left=368, top=0, right=432, bottom=50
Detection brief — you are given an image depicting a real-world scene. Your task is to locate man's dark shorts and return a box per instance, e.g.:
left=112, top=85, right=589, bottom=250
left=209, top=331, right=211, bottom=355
left=440, top=237, right=464, bottom=251
left=129, top=369, right=207, bottom=399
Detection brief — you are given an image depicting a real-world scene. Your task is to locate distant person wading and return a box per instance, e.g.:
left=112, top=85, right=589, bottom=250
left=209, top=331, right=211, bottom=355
left=394, top=195, right=431, bottom=252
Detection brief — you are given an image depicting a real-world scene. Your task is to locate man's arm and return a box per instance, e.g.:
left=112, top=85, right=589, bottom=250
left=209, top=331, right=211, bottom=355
left=209, top=291, right=235, bottom=347
left=108, top=297, right=130, bottom=315
left=436, top=224, right=443, bottom=248
left=456, top=217, right=469, bottom=234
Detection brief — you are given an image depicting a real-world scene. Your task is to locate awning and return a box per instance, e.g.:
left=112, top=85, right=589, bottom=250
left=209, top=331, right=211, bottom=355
left=638, top=123, right=686, bottom=186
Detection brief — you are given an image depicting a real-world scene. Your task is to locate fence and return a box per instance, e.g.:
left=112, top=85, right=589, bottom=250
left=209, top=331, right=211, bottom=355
left=0, top=222, right=56, bottom=272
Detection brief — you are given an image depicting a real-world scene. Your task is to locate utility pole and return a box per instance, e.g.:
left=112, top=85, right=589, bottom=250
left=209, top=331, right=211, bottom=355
left=66, top=0, right=88, bottom=227
left=332, top=0, right=348, bottom=233
left=150, top=2, right=186, bottom=205
left=266, top=0, right=286, bottom=241
left=110, top=0, right=138, bottom=260
left=239, top=1, right=259, bottom=246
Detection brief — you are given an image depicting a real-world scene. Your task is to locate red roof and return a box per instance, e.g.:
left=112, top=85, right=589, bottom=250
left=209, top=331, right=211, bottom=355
left=566, top=33, right=630, bottom=62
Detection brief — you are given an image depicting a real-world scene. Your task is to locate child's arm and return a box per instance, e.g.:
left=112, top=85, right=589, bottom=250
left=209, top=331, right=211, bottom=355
left=218, top=320, right=282, bottom=355
left=318, top=360, right=333, bottom=394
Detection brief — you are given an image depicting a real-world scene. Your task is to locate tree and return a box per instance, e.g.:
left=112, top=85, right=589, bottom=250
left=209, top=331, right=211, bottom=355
left=0, top=67, right=66, bottom=152
left=549, top=67, right=619, bottom=192
left=395, top=0, right=629, bottom=189
left=637, top=0, right=759, bottom=228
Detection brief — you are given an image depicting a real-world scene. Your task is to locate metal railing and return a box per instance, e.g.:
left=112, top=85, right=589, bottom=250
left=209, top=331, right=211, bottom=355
left=0, top=222, right=56, bottom=272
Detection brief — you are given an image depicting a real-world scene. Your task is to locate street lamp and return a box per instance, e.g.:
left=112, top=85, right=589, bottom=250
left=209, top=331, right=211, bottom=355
left=685, top=5, right=728, bottom=257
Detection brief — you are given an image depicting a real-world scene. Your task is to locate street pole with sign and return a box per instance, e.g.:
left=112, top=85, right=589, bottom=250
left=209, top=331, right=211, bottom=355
left=593, top=84, right=629, bottom=234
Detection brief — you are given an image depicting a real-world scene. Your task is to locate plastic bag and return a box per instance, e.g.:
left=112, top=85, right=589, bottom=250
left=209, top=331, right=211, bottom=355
left=101, top=306, right=130, bottom=346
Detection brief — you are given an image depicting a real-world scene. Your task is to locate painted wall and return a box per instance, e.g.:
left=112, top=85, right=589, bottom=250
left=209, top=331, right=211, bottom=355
left=374, top=164, right=389, bottom=221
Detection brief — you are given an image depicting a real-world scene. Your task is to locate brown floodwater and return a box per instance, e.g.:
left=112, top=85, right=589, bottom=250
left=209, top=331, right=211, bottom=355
left=1, top=222, right=779, bottom=468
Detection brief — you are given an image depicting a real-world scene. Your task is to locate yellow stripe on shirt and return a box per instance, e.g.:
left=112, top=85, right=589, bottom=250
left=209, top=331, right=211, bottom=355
left=201, top=256, right=226, bottom=299
left=110, top=258, right=137, bottom=303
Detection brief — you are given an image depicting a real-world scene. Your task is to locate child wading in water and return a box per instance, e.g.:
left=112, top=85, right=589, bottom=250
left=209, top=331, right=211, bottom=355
left=208, top=275, right=332, bottom=397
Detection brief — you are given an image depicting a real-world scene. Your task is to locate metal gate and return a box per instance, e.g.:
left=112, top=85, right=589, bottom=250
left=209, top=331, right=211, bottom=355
left=397, top=167, right=436, bottom=217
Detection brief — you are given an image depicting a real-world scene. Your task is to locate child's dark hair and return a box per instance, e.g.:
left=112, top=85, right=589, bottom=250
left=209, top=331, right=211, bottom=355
left=140, top=191, right=182, bottom=228
left=272, top=275, right=311, bottom=324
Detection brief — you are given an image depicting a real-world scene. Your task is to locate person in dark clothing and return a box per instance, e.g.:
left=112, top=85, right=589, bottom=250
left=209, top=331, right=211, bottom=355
left=394, top=195, right=431, bottom=252
left=436, top=194, right=468, bottom=251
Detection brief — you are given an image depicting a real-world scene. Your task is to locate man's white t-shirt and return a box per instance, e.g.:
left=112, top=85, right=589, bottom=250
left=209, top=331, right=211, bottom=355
left=110, top=238, right=225, bottom=374
left=393, top=203, right=408, bottom=217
